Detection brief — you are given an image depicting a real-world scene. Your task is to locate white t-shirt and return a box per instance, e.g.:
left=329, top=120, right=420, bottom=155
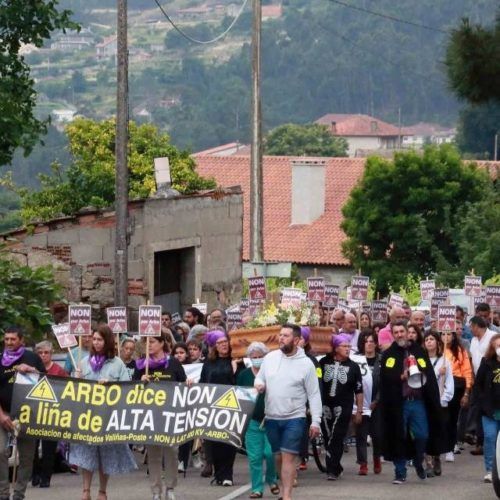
left=350, top=353, right=373, bottom=416
left=470, top=328, right=496, bottom=374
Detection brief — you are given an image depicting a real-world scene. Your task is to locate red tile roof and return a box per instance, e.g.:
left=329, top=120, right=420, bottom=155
left=195, top=155, right=367, bottom=266
left=315, top=113, right=402, bottom=137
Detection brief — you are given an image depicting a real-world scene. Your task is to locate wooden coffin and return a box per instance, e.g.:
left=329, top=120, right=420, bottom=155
left=229, top=325, right=334, bottom=358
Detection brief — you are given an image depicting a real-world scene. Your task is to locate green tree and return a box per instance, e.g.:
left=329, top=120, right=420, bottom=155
left=341, top=145, right=492, bottom=294
left=264, top=123, right=348, bottom=157
left=9, top=118, right=216, bottom=223
left=0, top=248, right=62, bottom=340
left=0, top=0, right=77, bottom=165
left=445, top=16, right=500, bottom=104
left=71, top=70, right=87, bottom=93
left=456, top=102, right=500, bottom=159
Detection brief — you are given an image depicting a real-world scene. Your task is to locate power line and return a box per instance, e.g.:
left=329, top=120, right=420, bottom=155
left=326, top=0, right=447, bottom=34
left=152, top=0, right=249, bottom=45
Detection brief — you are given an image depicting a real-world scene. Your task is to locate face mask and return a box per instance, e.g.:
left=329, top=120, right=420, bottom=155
left=496, top=347, right=500, bottom=358
left=251, top=358, right=264, bottom=368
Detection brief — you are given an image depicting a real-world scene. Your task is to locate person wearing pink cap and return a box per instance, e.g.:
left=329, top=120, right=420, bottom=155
left=199, top=330, right=243, bottom=487
left=319, top=333, right=363, bottom=480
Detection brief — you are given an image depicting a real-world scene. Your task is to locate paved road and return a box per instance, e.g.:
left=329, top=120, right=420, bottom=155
left=24, top=443, right=497, bottom=500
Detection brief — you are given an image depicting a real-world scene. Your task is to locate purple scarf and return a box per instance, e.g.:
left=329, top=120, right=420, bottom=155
left=1, top=346, right=26, bottom=367
left=136, top=355, right=169, bottom=371
left=89, top=354, right=106, bottom=372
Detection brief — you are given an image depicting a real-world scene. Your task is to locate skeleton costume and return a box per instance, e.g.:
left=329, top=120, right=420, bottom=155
left=319, top=351, right=363, bottom=476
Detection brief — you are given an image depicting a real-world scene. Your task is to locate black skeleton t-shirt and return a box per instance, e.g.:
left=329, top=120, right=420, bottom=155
left=319, top=354, right=362, bottom=407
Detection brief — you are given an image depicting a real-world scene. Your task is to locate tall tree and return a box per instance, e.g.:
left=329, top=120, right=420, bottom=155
left=0, top=0, right=77, bottom=165
left=264, top=123, right=348, bottom=157
left=445, top=15, right=500, bottom=104
left=6, top=118, right=216, bottom=223
left=341, top=145, right=492, bottom=294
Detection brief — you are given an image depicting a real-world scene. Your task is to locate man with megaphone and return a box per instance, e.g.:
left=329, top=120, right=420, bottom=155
left=379, top=321, right=447, bottom=485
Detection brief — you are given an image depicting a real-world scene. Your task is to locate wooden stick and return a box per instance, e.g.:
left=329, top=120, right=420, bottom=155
left=358, top=268, right=361, bottom=276
left=145, top=336, right=150, bottom=377
left=67, top=347, right=77, bottom=372
left=314, top=268, right=317, bottom=277
left=78, top=335, right=82, bottom=369
left=116, top=333, right=120, bottom=355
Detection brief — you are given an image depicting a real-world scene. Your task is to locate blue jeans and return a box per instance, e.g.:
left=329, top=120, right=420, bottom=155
left=393, top=400, right=429, bottom=478
left=482, top=416, right=500, bottom=472
left=265, top=418, right=306, bottom=455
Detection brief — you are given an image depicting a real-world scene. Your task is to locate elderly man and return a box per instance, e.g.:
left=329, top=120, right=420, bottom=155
left=340, top=313, right=360, bottom=353
left=0, top=326, right=45, bottom=500
left=332, top=309, right=345, bottom=331
left=410, top=311, right=426, bottom=332
left=378, top=306, right=407, bottom=345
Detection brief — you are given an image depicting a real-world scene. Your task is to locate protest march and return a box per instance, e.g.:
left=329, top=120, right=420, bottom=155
left=1, top=274, right=500, bottom=500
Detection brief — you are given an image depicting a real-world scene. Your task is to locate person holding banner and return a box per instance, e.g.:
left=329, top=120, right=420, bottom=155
left=0, top=326, right=45, bottom=500
left=119, top=337, right=136, bottom=380
left=423, top=331, right=454, bottom=476
left=442, top=330, right=473, bottom=459
left=133, top=332, right=186, bottom=500
left=71, top=325, right=137, bottom=500
left=31, top=341, right=68, bottom=488
left=236, top=342, right=279, bottom=499
left=64, top=332, right=91, bottom=375
left=200, top=330, right=243, bottom=486
left=474, top=334, right=500, bottom=483
left=319, top=334, right=363, bottom=481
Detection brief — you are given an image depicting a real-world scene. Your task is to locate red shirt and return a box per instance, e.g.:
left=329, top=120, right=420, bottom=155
left=46, top=363, right=68, bottom=377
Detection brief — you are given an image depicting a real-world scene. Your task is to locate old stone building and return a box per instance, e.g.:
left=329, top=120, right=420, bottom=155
left=0, top=187, right=243, bottom=326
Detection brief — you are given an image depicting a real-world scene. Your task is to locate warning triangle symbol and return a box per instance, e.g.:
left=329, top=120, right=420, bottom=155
left=443, top=320, right=451, bottom=331
left=211, top=388, right=241, bottom=411
left=74, top=321, right=85, bottom=335
left=254, top=290, right=263, bottom=299
left=145, top=322, right=155, bottom=334
left=27, top=377, right=58, bottom=403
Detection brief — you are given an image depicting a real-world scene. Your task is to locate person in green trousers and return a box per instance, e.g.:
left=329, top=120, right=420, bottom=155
left=237, top=342, right=280, bottom=498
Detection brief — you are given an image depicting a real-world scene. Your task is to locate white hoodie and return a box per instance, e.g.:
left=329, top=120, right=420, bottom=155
left=254, top=347, right=322, bottom=426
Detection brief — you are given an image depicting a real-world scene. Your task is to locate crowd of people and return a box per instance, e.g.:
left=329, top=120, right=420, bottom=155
left=0, top=301, right=499, bottom=500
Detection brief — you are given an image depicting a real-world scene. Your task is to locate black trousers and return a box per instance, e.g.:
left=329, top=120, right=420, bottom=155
left=322, top=404, right=352, bottom=475
left=355, top=412, right=382, bottom=464
left=178, top=441, right=192, bottom=468
left=32, top=440, right=58, bottom=483
left=211, top=442, right=236, bottom=482
left=447, top=385, right=465, bottom=452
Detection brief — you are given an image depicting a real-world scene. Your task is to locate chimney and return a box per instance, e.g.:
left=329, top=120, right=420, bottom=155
left=331, top=121, right=337, bottom=134
left=370, top=120, right=378, bottom=133
left=153, top=157, right=179, bottom=198
left=291, top=159, right=326, bottom=225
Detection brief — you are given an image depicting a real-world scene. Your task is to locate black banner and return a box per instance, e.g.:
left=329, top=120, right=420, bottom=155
left=12, top=375, right=256, bottom=448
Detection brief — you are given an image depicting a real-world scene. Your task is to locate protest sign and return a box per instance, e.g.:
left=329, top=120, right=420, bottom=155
left=464, top=276, right=482, bottom=297
left=192, top=303, right=208, bottom=315
left=171, top=312, right=182, bottom=324
left=307, top=277, right=325, bottom=302
left=239, top=298, right=249, bottom=315
left=68, top=305, right=91, bottom=336
left=323, top=284, right=340, bottom=308
left=438, top=305, right=457, bottom=332
left=12, top=374, right=256, bottom=449
left=280, top=288, right=303, bottom=309
left=420, top=280, right=435, bottom=301
left=226, top=305, right=242, bottom=331
left=388, top=293, right=404, bottom=308
left=337, top=299, right=351, bottom=314
left=430, top=299, right=441, bottom=318
left=473, top=293, right=486, bottom=309
left=248, top=276, right=266, bottom=302
left=138, top=305, right=162, bottom=336
left=248, top=298, right=262, bottom=316
left=371, top=301, right=388, bottom=324
left=106, top=307, right=128, bottom=334
left=433, top=288, right=449, bottom=303
left=485, top=286, right=500, bottom=310
left=52, top=323, right=77, bottom=350
left=351, top=276, right=369, bottom=301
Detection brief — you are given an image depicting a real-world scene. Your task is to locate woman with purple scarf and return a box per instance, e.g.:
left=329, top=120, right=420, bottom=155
left=70, top=324, right=137, bottom=500
left=133, top=332, right=186, bottom=500
left=199, top=329, right=244, bottom=486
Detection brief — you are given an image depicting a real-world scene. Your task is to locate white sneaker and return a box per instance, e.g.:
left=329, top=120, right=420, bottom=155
left=445, top=452, right=455, bottom=462
left=484, top=472, right=492, bottom=483
left=177, top=461, right=185, bottom=473
left=222, top=479, right=233, bottom=486
left=153, top=494, right=161, bottom=500
left=166, top=488, right=176, bottom=500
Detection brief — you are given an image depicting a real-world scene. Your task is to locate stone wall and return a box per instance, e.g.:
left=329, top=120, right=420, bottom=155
left=1, top=189, right=243, bottom=324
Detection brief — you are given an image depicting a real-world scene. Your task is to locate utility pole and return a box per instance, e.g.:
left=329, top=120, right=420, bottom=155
left=495, top=133, right=498, bottom=161
left=249, top=0, right=263, bottom=264
left=115, top=0, right=129, bottom=306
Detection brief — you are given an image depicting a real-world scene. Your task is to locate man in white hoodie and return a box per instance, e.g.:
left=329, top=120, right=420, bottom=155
left=255, top=323, right=322, bottom=500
